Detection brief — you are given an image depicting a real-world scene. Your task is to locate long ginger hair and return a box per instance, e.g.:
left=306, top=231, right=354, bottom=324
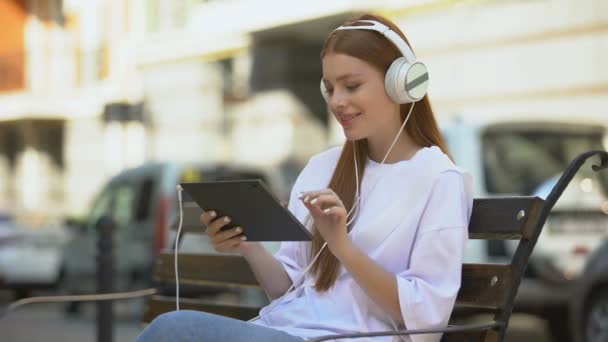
left=309, top=13, right=453, bottom=291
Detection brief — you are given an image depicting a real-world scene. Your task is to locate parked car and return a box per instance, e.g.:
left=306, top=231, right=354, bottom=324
left=570, top=238, right=608, bottom=342
left=60, top=161, right=291, bottom=313
left=0, top=213, right=70, bottom=299
left=441, top=116, right=608, bottom=341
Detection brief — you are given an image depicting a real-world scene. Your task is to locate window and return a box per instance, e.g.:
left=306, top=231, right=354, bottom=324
left=146, top=0, right=159, bottom=33
left=134, top=178, right=155, bottom=222
left=86, top=187, right=115, bottom=229
left=112, top=185, right=137, bottom=228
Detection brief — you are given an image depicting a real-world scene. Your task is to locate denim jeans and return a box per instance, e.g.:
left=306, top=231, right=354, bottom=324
left=136, top=310, right=306, bottom=342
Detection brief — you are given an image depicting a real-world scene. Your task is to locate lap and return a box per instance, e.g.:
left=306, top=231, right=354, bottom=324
left=137, top=310, right=305, bottom=342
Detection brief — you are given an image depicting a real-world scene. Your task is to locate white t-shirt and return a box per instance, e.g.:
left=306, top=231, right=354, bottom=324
left=252, top=145, right=474, bottom=342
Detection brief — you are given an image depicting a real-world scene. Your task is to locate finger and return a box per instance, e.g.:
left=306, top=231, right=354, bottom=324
left=321, top=205, right=347, bottom=217
left=200, top=211, right=217, bottom=225
left=298, top=189, right=334, bottom=203
left=308, top=194, right=343, bottom=210
left=207, top=216, right=232, bottom=236
left=215, top=235, right=247, bottom=252
left=212, top=226, right=243, bottom=244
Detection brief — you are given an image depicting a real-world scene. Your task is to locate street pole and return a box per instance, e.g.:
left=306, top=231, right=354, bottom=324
left=96, top=215, right=115, bottom=342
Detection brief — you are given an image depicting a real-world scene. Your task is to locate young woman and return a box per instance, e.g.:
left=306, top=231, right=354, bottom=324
left=137, top=13, right=473, bottom=342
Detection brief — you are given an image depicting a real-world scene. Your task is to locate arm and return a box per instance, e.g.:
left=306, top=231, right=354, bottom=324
left=333, top=241, right=404, bottom=323
left=241, top=242, right=293, bottom=300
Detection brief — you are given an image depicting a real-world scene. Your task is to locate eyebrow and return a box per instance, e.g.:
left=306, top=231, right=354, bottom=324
left=322, top=73, right=363, bottom=84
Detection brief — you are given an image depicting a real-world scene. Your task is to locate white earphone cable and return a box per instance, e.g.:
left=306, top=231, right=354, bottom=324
left=175, top=184, right=184, bottom=311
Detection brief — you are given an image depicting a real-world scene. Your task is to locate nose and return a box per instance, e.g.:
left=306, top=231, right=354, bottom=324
left=329, top=89, right=347, bottom=111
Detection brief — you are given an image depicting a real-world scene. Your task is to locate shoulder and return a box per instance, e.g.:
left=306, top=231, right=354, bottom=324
left=415, top=146, right=475, bottom=199
left=301, top=145, right=343, bottom=176
left=309, top=145, right=343, bottom=166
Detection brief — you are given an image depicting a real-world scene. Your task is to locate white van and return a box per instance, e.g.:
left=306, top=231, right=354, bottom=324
left=441, top=116, right=608, bottom=341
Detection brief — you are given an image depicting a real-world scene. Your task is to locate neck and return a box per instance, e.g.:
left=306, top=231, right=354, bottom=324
left=367, top=131, right=421, bottom=164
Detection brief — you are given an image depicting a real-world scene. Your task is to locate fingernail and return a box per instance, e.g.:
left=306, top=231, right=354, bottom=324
left=236, top=227, right=242, bottom=233
left=297, top=192, right=304, bottom=199
left=304, top=196, right=309, bottom=203
left=323, top=208, right=331, bottom=213
left=224, top=217, right=230, bottom=223
left=310, top=198, right=318, bottom=205
left=241, top=236, right=247, bottom=241
left=210, top=211, right=216, bottom=217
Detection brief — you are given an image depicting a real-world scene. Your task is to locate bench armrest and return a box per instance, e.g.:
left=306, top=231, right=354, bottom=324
left=544, top=150, right=608, bottom=214
left=306, top=321, right=503, bottom=342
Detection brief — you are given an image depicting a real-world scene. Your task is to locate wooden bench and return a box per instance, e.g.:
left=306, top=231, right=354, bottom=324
left=143, top=150, right=608, bottom=341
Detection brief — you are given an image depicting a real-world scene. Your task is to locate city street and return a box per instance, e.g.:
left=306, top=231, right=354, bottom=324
left=0, top=290, right=553, bottom=342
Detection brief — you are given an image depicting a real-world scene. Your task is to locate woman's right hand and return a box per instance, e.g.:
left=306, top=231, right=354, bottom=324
left=200, top=211, right=255, bottom=254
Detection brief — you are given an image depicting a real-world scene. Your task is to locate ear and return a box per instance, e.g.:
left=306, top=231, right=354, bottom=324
left=320, top=79, right=329, bottom=102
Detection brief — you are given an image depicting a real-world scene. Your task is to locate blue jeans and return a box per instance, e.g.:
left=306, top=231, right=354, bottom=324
left=137, top=310, right=306, bottom=342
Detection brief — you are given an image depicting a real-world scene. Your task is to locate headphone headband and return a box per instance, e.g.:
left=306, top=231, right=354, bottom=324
left=334, top=20, right=417, bottom=64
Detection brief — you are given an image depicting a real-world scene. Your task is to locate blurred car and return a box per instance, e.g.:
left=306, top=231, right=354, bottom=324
left=0, top=212, right=19, bottom=246
left=442, top=116, right=608, bottom=341
left=570, top=238, right=608, bottom=342
left=0, top=213, right=70, bottom=299
left=60, top=161, right=291, bottom=312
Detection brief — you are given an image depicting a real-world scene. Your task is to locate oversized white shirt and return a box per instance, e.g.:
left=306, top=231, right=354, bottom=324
left=252, top=145, right=474, bottom=342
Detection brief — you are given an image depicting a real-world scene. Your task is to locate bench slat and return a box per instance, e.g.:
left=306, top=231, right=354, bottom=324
left=468, top=197, right=544, bottom=240
left=456, top=264, right=512, bottom=309
left=442, top=328, right=499, bottom=342
left=143, top=296, right=261, bottom=323
left=155, top=253, right=260, bottom=287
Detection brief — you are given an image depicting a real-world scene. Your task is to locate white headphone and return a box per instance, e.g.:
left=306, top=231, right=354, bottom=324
left=320, top=20, right=429, bottom=104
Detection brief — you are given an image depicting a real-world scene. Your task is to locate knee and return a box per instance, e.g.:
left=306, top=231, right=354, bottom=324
left=137, top=311, right=191, bottom=342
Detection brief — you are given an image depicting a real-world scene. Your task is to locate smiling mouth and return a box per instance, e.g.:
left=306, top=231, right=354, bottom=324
left=339, top=113, right=361, bottom=124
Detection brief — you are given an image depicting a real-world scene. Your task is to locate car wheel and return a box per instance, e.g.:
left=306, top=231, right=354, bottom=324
left=585, top=287, right=608, bottom=342
left=547, top=307, right=573, bottom=342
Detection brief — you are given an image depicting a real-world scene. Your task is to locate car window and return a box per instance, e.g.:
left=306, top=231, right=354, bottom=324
left=483, top=128, right=608, bottom=195
left=86, top=187, right=115, bottom=228
left=134, top=178, right=155, bottom=222
left=113, top=185, right=137, bottom=228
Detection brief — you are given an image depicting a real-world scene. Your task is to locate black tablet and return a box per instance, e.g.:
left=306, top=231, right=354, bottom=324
left=180, top=180, right=311, bottom=241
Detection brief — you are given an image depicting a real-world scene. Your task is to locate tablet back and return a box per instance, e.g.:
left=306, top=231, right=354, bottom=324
left=181, top=180, right=311, bottom=241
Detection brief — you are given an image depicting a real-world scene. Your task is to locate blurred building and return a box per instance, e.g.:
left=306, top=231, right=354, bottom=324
left=0, top=0, right=606, bottom=222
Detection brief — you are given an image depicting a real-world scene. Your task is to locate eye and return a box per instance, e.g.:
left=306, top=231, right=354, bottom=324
left=346, top=84, right=360, bottom=92
left=326, top=87, right=334, bottom=95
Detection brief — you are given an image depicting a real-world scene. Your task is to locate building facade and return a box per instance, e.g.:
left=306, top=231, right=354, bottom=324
left=0, top=0, right=606, bottom=223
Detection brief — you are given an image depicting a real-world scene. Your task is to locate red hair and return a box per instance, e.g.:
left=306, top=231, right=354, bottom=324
left=309, top=13, right=453, bottom=291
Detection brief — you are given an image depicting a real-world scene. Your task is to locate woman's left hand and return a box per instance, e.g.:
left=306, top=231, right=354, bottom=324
left=299, top=189, right=349, bottom=253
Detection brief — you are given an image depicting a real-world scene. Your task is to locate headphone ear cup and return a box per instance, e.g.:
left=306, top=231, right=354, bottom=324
left=320, top=79, right=329, bottom=102
left=384, top=57, right=413, bottom=104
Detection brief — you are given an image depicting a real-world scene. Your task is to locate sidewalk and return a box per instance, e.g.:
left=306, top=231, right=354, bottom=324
left=0, top=290, right=141, bottom=342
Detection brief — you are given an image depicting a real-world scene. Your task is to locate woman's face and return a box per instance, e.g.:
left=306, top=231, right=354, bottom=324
left=322, top=53, right=401, bottom=141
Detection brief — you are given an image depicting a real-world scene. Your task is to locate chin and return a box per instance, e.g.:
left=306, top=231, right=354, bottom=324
left=343, top=130, right=365, bottom=141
